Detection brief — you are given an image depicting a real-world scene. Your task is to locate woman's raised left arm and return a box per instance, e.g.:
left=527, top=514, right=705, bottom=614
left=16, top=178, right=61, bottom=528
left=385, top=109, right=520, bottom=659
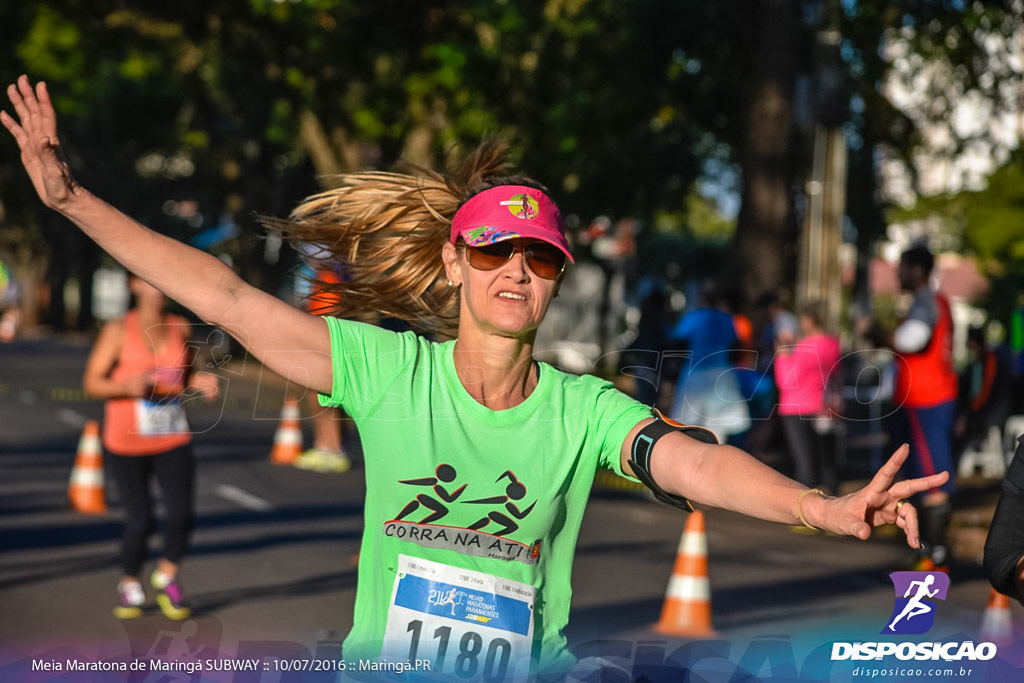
left=620, top=420, right=948, bottom=548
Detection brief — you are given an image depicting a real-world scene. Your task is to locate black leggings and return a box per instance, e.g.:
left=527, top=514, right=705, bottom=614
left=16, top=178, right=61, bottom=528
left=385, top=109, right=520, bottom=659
left=106, top=444, right=196, bottom=578
left=780, top=415, right=838, bottom=493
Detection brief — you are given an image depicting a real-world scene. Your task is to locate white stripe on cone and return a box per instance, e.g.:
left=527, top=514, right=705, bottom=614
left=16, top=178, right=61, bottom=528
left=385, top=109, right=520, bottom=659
left=680, top=531, right=707, bottom=556
left=79, top=434, right=101, bottom=452
left=982, top=611, right=1011, bottom=632
left=665, top=574, right=711, bottom=601
left=978, top=589, right=1014, bottom=647
left=70, top=468, right=104, bottom=488
left=276, top=429, right=302, bottom=445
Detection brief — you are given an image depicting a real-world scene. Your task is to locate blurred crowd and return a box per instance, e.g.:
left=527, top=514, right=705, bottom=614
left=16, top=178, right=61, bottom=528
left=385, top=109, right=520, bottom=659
left=618, top=243, right=1023, bottom=571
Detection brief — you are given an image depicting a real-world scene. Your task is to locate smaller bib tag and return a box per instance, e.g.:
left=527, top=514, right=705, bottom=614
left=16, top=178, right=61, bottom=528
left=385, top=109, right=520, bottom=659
left=380, top=555, right=535, bottom=681
left=134, top=399, right=189, bottom=436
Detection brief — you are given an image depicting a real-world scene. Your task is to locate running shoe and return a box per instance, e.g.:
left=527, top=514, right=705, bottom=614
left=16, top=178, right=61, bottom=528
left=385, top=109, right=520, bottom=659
left=295, top=448, right=351, bottom=473
left=319, top=450, right=351, bottom=473
left=151, top=570, right=191, bottom=620
left=114, top=578, right=145, bottom=619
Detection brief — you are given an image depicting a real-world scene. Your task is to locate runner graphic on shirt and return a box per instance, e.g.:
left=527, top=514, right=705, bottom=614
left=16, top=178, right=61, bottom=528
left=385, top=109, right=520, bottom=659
left=394, top=464, right=467, bottom=524
left=466, top=470, right=536, bottom=537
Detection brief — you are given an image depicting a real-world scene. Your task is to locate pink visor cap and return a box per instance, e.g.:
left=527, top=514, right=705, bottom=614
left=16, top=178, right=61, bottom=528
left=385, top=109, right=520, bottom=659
left=450, top=185, right=575, bottom=263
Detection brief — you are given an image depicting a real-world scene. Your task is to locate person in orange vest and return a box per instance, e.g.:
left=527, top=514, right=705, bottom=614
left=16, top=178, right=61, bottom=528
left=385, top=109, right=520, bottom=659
left=293, top=259, right=352, bottom=473
left=83, top=274, right=218, bottom=619
left=878, top=245, right=959, bottom=570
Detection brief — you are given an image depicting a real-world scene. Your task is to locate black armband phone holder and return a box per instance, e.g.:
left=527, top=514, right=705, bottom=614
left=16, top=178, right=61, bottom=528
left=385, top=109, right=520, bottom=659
left=627, top=409, right=718, bottom=512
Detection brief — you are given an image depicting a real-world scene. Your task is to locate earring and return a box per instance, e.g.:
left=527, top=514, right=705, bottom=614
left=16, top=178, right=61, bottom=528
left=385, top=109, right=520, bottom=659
left=447, top=279, right=454, bottom=287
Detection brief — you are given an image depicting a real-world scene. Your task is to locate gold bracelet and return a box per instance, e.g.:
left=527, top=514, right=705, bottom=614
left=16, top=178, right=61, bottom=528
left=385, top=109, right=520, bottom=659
left=797, top=488, right=824, bottom=530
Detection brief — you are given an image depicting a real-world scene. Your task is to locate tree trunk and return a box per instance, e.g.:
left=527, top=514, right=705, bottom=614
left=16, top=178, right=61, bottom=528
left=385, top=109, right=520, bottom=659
left=298, top=109, right=365, bottom=185
left=731, top=0, right=802, bottom=314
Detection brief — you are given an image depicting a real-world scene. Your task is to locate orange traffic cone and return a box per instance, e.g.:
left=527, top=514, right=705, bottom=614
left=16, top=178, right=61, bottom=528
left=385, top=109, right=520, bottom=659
left=655, top=509, right=714, bottom=637
left=980, top=588, right=1014, bottom=646
left=271, top=397, right=303, bottom=465
left=68, top=420, right=108, bottom=514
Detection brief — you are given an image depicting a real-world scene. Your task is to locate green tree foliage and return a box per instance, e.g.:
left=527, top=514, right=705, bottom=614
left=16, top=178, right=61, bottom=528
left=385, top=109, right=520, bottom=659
left=891, top=150, right=1024, bottom=323
left=854, top=1, right=1023, bottom=324
left=1, top=0, right=740, bottom=323
left=0, top=1, right=1020, bottom=328
left=839, top=1, right=1022, bottom=231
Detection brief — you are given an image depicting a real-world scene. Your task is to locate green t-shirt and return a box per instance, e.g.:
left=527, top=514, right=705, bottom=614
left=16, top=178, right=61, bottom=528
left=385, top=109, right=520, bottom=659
left=320, top=317, right=650, bottom=678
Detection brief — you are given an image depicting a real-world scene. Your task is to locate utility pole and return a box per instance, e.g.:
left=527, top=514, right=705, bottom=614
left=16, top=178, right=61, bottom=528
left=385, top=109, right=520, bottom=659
left=798, top=0, right=847, bottom=333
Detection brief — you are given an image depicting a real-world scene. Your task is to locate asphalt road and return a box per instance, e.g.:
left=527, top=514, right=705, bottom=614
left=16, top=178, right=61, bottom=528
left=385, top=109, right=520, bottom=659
left=1, top=332, right=1020, bottom=682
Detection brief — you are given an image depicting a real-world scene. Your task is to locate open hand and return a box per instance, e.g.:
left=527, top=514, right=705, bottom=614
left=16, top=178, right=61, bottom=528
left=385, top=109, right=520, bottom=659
left=819, top=444, right=949, bottom=548
left=1, top=75, right=81, bottom=210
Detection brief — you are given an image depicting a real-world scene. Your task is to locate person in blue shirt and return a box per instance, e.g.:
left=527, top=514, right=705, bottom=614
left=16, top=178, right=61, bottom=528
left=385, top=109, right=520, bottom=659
left=668, top=280, right=750, bottom=443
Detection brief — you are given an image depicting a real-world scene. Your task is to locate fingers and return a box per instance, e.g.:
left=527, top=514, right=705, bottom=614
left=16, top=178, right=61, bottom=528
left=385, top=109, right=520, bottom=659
left=8, top=79, right=32, bottom=129
left=37, top=81, right=57, bottom=139
left=6, top=83, right=30, bottom=134
left=895, top=500, right=921, bottom=549
left=17, top=75, right=42, bottom=122
left=897, top=470, right=950, bottom=499
left=868, top=443, right=910, bottom=492
left=0, top=110, right=26, bottom=146
left=5, top=79, right=37, bottom=149
left=6, top=76, right=51, bottom=138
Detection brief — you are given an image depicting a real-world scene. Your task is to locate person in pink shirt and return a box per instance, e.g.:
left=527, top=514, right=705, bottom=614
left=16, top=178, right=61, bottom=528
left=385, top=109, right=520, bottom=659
left=774, top=300, right=843, bottom=493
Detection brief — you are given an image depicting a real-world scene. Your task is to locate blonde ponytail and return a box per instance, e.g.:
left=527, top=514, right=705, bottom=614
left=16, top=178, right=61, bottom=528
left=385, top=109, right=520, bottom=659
left=262, top=139, right=519, bottom=338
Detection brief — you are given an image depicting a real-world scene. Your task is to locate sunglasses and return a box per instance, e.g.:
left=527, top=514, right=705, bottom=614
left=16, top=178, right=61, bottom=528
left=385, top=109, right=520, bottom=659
left=464, top=240, right=568, bottom=280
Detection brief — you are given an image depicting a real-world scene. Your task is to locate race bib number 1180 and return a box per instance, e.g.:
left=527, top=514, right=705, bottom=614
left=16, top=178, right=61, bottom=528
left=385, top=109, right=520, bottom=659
left=380, top=555, right=535, bottom=682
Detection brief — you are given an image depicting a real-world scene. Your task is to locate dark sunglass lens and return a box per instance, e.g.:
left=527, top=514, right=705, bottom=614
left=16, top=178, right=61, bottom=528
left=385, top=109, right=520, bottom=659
left=469, top=242, right=514, bottom=270
left=526, top=245, right=566, bottom=279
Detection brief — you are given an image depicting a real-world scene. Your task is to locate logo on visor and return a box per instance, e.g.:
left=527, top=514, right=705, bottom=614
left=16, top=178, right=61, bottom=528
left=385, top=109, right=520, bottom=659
left=464, top=226, right=521, bottom=246
left=501, top=194, right=539, bottom=220
left=882, top=571, right=950, bottom=635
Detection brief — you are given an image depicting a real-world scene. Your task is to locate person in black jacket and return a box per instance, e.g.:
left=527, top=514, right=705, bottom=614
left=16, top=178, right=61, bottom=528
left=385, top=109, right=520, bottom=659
left=984, top=436, right=1024, bottom=604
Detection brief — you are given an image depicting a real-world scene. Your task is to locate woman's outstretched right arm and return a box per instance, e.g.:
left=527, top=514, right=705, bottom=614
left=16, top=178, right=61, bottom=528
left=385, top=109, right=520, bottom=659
left=2, top=76, right=334, bottom=394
